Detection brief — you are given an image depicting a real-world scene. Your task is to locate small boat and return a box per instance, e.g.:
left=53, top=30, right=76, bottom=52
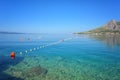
left=27, top=38, right=30, bottom=41
left=62, top=39, right=64, bottom=42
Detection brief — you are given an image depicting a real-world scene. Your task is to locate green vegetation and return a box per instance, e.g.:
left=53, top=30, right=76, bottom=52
left=76, top=20, right=120, bottom=34
left=76, top=26, right=120, bottom=34
left=88, top=27, right=105, bottom=33
left=117, top=21, right=120, bottom=25
left=75, top=32, right=91, bottom=34
left=88, top=27, right=120, bottom=33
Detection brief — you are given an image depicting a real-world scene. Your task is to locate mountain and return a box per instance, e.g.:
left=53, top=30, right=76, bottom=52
left=105, top=20, right=120, bottom=30
left=77, top=19, right=120, bottom=34
left=88, top=19, right=120, bottom=33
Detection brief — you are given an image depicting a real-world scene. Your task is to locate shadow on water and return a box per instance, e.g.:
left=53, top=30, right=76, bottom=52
left=0, top=55, right=24, bottom=80
left=89, top=34, right=120, bottom=47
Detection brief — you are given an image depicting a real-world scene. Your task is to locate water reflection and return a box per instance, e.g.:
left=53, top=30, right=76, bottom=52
left=89, top=34, right=120, bottom=47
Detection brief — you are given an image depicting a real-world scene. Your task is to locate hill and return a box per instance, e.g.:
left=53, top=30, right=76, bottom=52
left=77, top=19, right=120, bottom=34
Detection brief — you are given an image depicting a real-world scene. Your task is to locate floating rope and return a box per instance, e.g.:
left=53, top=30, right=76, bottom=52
left=9, top=37, right=76, bottom=58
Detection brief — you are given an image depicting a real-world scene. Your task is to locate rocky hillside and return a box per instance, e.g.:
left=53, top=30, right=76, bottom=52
left=75, top=20, right=120, bottom=34
left=87, top=19, right=120, bottom=33
left=104, top=20, right=120, bottom=30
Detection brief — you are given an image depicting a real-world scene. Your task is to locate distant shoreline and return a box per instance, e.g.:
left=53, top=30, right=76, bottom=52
left=0, top=31, right=25, bottom=34
left=0, top=31, right=47, bottom=34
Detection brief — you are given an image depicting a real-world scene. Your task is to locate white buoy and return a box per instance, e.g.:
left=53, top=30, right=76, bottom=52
left=25, top=50, right=28, bottom=53
left=30, top=49, right=32, bottom=52
left=37, top=47, right=39, bottom=50
left=20, top=52, right=22, bottom=54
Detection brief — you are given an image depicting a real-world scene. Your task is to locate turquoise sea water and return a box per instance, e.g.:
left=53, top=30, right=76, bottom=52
left=0, top=33, right=120, bottom=80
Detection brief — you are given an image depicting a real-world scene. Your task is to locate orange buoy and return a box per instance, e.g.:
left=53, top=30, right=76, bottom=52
left=10, top=51, right=15, bottom=59
left=19, top=38, right=24, bottom=42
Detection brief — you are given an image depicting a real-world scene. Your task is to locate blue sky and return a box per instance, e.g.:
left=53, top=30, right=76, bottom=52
left=0, top=0, right=120, bottom=33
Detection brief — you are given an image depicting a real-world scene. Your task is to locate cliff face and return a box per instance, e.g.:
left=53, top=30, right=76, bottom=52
left=104, top=20, right=120, bottom=31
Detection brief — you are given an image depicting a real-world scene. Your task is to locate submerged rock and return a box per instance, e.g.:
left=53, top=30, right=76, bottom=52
left=55, top=56, right=63, bottom=61
left=25, top=66, right=48, bottom=77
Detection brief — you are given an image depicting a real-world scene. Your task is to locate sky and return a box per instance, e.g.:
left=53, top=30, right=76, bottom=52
left=0, top=0, right=120, bottom=33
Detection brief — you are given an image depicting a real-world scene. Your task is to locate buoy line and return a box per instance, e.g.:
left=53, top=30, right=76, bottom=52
left=14, top=37, right=75, bottom=57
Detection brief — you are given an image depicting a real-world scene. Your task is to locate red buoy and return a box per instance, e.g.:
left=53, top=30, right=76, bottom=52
left=19, top=38, right=24, bottom=42
left=10, top=51, right=15, bottom=59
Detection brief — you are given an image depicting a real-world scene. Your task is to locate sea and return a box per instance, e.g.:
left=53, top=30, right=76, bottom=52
left=0, top=33, right=120, bottom=80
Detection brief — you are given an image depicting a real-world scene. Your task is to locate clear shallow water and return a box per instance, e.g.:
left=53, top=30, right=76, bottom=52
left=0, top=33, right=120, bottom=80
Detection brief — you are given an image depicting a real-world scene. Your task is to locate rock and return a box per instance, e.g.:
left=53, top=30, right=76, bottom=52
left=25, top=66, right=48, bottom=77
left=105, top=19, right=120, bottom=31
left=55, top=56, right=63, bottom=61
